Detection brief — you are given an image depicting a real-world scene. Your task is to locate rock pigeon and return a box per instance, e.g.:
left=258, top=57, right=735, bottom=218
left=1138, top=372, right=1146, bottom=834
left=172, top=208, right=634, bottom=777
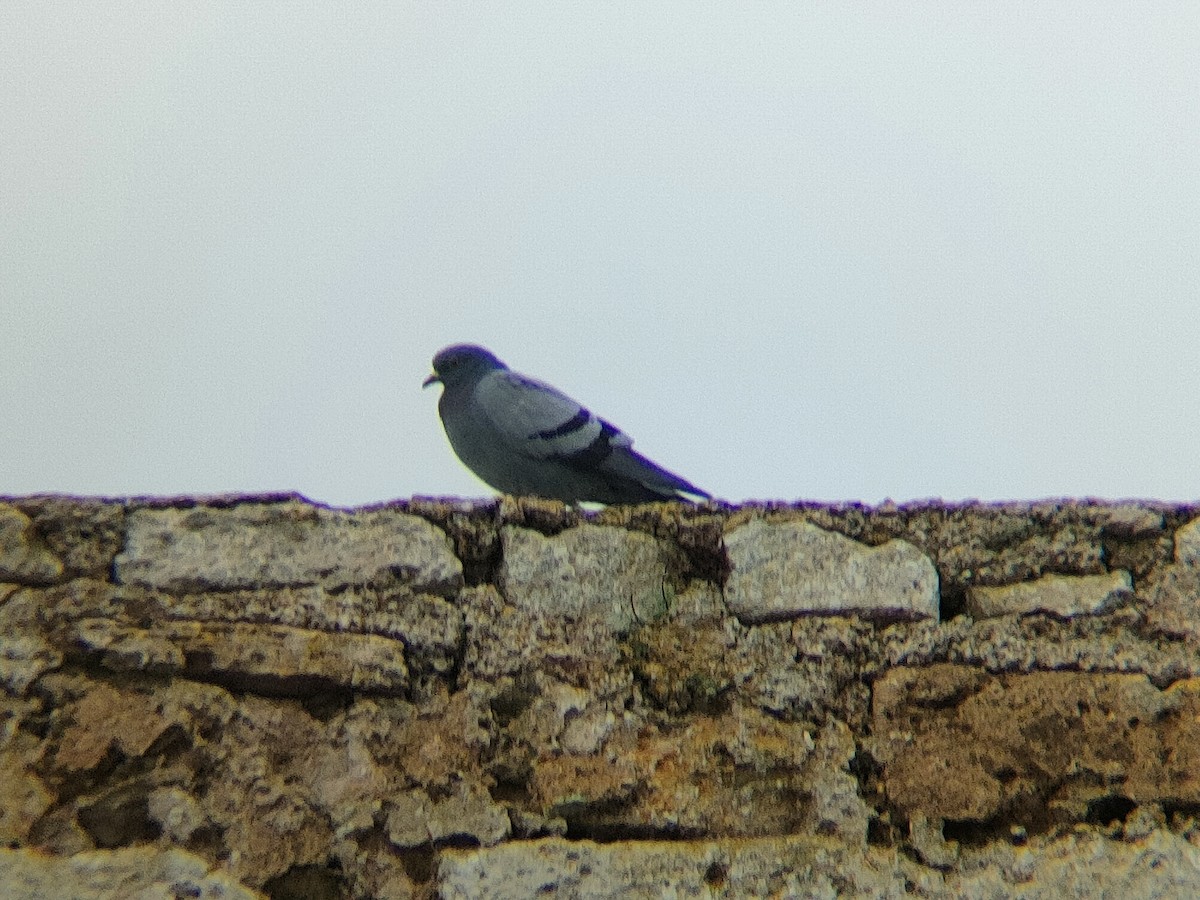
left=423, top=344, right=710, bottom=504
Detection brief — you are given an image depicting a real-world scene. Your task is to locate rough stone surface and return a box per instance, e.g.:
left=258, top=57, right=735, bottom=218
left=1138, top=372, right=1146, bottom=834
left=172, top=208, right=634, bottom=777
left=1176, top=515, right=1200, bottom=565
left=387, top=782, right=511, bottom=848
left=31, top=577, right=465, bottom=685
left=527, top=704, right=841, bottom=839
left=880, top=613, right=1200, bottom=691
left=436, top=836, right=931, bottom=899
left=1, top=494, right=1199, bottom=898
left=0, top=702, right=53, bottom=846
left=871, top=665, right=1200, bottom=821
left=1097, top=503, right=1167, bottom=540
left=724, top=518, right=939, bottom=623
left=70, top=618, right=411, bottom=693
left=0, top=504, right=64, bottom=584
left=732, top=500, right=1128, bottom=594
left=437, top=829, right=1200, bottom=899
left=965, top=570, right=1133, bottom=619
left=116, top=502, right=462, bottom=595
left=1145, top=564, right=1200, bottom=643
left=0, top=846, right=261, bottom=900
left=12, top=496, right=126, bottom=580
left=498, top=523, right=688, bottom=629
left=0, top=589, right=63, bottom=694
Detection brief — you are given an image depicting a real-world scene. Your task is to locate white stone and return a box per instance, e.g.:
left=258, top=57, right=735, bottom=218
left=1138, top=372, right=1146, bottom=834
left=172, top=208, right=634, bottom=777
left=1175, top=517, right=1200, bottom=567
left=966, top=570, right=1133, bottom=619
left=0, top=846, right=259, bottom=900
left=115, top=502, right=462, bottom=595
left=723, top=519, right=939, bottom=623
left=498, top=524, right=686, bottom=629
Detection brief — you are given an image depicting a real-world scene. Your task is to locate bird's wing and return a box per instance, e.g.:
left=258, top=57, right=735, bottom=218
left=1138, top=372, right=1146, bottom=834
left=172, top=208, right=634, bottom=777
left=475, top=370, right=632, bottom=464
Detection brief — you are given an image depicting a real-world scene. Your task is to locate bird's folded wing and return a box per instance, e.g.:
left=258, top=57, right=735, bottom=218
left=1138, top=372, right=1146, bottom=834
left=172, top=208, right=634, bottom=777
left=476, top=371, right=632, bottom=461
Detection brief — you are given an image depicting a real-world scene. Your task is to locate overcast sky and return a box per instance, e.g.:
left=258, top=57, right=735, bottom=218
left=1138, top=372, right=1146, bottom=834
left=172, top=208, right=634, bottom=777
left=3, top=5, right=1197, bottom=507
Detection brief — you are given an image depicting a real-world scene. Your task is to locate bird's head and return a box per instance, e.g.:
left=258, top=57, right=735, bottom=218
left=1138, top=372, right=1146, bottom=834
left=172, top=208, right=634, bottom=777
left=423, top=344, right=506, bottom=390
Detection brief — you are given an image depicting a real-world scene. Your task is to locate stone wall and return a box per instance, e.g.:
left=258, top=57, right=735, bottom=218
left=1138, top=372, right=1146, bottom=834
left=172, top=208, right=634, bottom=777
left=2, top=493, right=1200, bottom=898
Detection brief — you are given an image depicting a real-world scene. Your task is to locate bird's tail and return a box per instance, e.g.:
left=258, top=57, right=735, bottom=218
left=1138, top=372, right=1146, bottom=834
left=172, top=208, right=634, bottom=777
left=605, top=448, right=711, bottom=502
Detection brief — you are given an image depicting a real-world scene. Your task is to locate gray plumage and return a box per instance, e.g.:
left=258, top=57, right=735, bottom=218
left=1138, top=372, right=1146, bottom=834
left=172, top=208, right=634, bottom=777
left=423, top=344, right=710, bottom=504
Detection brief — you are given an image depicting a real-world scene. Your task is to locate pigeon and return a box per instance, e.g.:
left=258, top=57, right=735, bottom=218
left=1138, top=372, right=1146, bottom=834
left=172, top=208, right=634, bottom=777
left=423, top=344, right=710, bottom=504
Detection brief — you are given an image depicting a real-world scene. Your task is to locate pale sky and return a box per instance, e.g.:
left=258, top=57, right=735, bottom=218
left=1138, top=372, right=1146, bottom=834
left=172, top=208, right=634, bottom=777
left=3, top=5, right=1197, bottom=506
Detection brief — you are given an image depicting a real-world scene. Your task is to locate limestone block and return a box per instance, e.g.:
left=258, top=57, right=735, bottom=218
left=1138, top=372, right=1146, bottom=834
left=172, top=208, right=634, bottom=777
left=908, top=812, right=958, bottom=869
left=952, top=829, right=1200, bottom=899
left=45, top=677, right=225, bottom=773
left=0, top=726, right=53, bottom=845
left=625, top=617, right=740, bottom=716
left=724, top=519, right=939, bottom=623
left=1146, top=564, right=1200, bottom=642
left=458, top=585, right=633, bottom=695
left=9, top=494, right=1200, bottom=899
left=528, top=705, right=847, bottom=839
left=1176, top=516, right=1200, bottom=566
left=880, top=609, right=1200, bottom=690
left=871, top=665, right=1200, bottom=821
left=0, top=504, right=63, bottom=584
left=17, top=497, right=126, bottom=579
left=435, top=836, right=941, bottom=899
left=435, top=828, right=1200, bottom=900
left=560, top=706, right=617, bottom=755
left=722, top=616, right=882, bottom=727
left=147, top=787, right=209, bottom=843
left=387, top=592, right=465, bottom=676
left=965, top=570, right=1132, bottom=619
left=68, top=619, right=410, bottom=694
left=387, top=783, right=511, bottom=848
left=31, top=673, right=417, bottom=888
left=805, top=720, right=872, bottom=842
left=497, top=524, right=687, bottom=629
left=0, top=589, right=63, bottom=694
left=38, top=578, right=463, bottom=677
left=115, top=502, right=462, bottom=595
left=1096, top=504, right=1166, bottom=538
left=0, top=846, right=261, bottom=900
left=69, top=618, right=186, bottom=673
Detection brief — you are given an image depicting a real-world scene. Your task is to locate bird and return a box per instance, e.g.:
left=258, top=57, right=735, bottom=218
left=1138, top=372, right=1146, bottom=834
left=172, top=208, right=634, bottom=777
left=423, top=344, right=710, bottom=504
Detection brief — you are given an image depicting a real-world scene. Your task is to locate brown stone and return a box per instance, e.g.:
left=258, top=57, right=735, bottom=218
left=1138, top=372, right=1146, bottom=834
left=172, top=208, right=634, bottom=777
left=2, top=495, right=1199, bottom=898
left=0, top=504, right=63, bottom=584
left=871, top=664, right=1200, bottom=822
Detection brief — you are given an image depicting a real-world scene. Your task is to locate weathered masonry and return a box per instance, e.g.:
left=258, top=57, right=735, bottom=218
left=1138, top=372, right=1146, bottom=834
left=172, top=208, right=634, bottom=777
left=2, top=494, right=1200, bottom=898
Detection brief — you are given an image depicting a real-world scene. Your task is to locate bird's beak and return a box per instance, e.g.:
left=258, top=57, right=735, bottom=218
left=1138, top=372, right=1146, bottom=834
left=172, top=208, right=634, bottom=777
left=422, top=373, right=440, bottom=389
